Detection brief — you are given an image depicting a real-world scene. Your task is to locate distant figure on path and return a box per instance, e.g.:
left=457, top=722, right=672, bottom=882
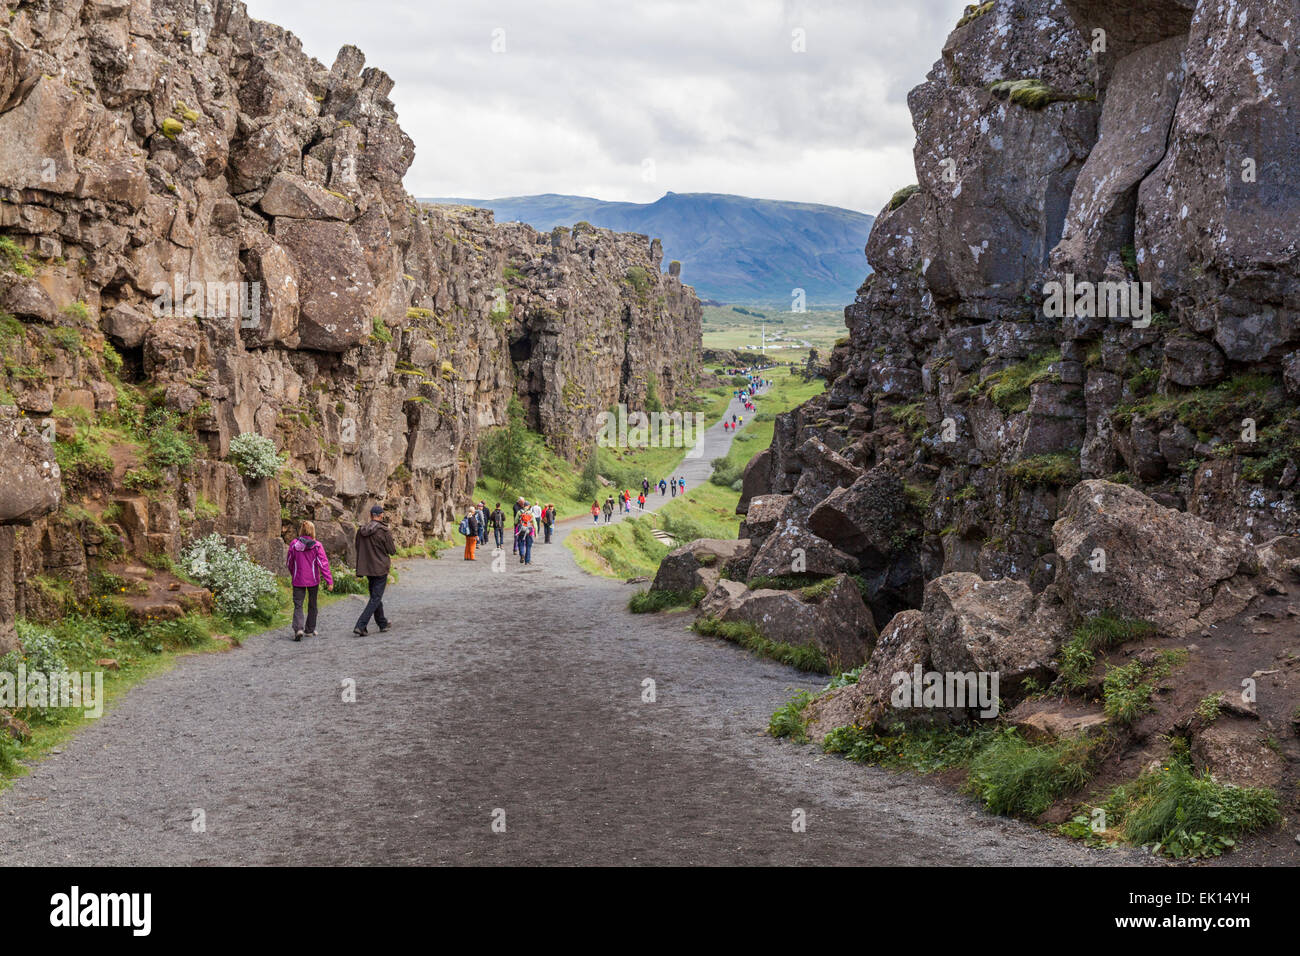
left=512, top=497, right=526, bottom=553
left=353, top=504, right=395, bottom=637
left=286, top=519, right=333, bottom=642
left=543, top=504, right=555, bottom=543
left=590, top=500, right=600, bottom=524
left=603, top=496, right=614, bottom=523
left=460, top=507, right=479, bottom=561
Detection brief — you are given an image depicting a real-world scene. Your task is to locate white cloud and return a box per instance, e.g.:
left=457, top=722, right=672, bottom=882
left=243, top=0, right=972, bottom=212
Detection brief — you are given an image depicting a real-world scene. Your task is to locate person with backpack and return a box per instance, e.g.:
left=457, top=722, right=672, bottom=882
left=353, top=504, right=395, bottom=637
left=512, top=497, right=525, bottom=553
left=637, top=491, right=646, bottom=510
left=602, top=496, right=614, bottom=523
left=491, top=502, right=505, bottom=549
left=517, top=510, right=535, bottom=564
left=678, top=476, right=686, bottom=495
left=641, top=477, right=650, bottom=497
left=460, top=507, right=479, bottom=561
left=286, top=520, right=334, bottom=642
left=531, top=501, right=543, bottom=537
left=590, top=500, right=600, bottom=524
left=658, top=478, right=667, bottom=496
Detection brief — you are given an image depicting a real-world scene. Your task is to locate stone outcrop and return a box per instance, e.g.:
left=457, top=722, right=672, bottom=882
left=734, top=0, right=1298, bottom=643
left=0, top=1, right=701, bottom=636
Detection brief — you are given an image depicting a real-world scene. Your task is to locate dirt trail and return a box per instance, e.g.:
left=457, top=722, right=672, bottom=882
left=0, top=385, right=1151, bottom=866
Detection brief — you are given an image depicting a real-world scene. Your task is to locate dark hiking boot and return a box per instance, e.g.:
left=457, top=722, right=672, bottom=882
left=352, top=627, right=367, bottom=637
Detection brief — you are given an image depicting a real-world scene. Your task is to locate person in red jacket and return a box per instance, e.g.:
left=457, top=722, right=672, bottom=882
left=286, top=520, right=334, bottom=642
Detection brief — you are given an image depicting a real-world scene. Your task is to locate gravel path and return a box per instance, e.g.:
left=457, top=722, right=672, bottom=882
left=0, top=387, right=1150, bottom=865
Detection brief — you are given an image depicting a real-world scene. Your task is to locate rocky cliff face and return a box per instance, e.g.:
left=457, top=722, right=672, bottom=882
left=683, top=0, right=1300, bottom=755
left=0, top=0, right=700, bottom=644
left=744, top=0, right=1298, bottom=594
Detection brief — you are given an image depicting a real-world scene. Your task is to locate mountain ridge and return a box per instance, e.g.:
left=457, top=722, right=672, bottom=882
left=423, top=191, right=875, bottom=307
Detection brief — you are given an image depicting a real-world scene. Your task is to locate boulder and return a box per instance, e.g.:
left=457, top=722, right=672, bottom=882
left=808, top=464, right=910, bottom=566
left=271, top=219, right=377, bottom=352
left=719, top=574, right=877, bottom=670
left=0, top=412, right=61, bottom=524
left=1052, top=480, right=1260, bottom=638
left=260, top=172, right=356, bottom=221
left=651, top=538, right=744, bottom=594
left=738, top=494, right=787, bottom=539
left=747, top=522, right=858, bottom=581
left=923, top=572, right=1060, bottom=693
left=1191, top=720, right=1286, bottom=789
left=1, top=279, right=56, bottom=322
left=102, top=302, right=152, bottom=348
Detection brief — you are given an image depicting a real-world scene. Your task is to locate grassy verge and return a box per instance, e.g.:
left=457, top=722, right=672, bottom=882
left=693, top=616, right=828, bottom=672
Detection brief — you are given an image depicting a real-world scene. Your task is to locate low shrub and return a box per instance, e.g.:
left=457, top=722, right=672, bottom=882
left=179, top=534, right=279, bottom=618
left=964, top=729, right=1095, bottom=817
left=227, top=432, right=284, bottom=479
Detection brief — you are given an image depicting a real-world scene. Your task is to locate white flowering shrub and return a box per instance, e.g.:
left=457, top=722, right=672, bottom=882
left=180, top=534, right=278, bottom=618
left=228, top=432, right=284, bottom=479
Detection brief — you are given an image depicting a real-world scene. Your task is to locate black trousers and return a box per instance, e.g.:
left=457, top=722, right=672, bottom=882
left=292, top=585, right=318, bottom=634
left=354, top=575, right=389, bottom=631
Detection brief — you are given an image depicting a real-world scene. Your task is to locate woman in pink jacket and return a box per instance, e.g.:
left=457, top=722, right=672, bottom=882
left=286, top=520, right=334, bottom=641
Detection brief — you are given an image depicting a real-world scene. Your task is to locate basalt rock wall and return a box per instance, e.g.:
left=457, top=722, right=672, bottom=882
left=744, top=0, right=1298, bottom=603
left=0, top=0, right=700, bottom=636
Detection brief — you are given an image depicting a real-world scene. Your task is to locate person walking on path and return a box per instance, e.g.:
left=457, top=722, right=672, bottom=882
left=590, top=500, right=600, bottom=524
left=517, top=511, right=535, bottom=564
left=460, top=507, right=479, bottom=561
left=641, top=477, right=650, bottom=498
left=678, top=476, right=686, bottom=495
left=477, top=501, right=490, bottom=546
left=286, top=520, right=334, bottom=641
left=512, top=497, right=525, bottom=553
left=658, top=478, right=667, bottom=496
left=531, top=501, right=543, bottom=537
left=543, top=504, right=555, bottom=543
left=602, top=496, right=614, bottom=523
left=353, top=504, right=394, bottom=637
left=637, top=491, right=646, bottom=510
left=491, top=502, right=505, bottom=549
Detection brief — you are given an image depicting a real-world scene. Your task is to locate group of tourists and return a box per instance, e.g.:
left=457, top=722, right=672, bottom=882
left=591, top=475, right=688, bottom=522
left=457, top=498, right=556, bottom=565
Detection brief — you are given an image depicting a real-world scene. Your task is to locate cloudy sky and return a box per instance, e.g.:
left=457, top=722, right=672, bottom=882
left=244, top=0, right=970, bottom=214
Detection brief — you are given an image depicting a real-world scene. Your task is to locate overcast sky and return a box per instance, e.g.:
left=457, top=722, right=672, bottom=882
left=244, top=0, right=971, bottom=213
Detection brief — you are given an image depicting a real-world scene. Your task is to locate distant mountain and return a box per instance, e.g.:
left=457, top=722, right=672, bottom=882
left=421, top=192, right=874, bottom=307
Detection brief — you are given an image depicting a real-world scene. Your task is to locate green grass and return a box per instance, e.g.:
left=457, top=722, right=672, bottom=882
left=980, top=351, right=1059, bottom=414
left=887, top=184, right=919, bottom=211
left=821, top=722, right=998, bottom=775
left=692, top=616, right=828, bottom=673
left=964, top=729, right=1097, bottom=817
left=1096, top=756, right=1281, bottom=858
left=1101, top=649, right=1186, bottom=726
left=567, top=369, right=822, bottom=579
left=1056, top=614, right=1157, bottom=690
left=1006, top=451, right=1081, bottom=486
left=628, top=587, right=704, bottom=614
left=768, top=690, right=813, bottom=742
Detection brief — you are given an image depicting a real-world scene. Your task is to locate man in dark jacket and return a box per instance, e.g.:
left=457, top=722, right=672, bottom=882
left=491, top=503, right=506, bottom=549
left=353, top=504, right=395, bottom=637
